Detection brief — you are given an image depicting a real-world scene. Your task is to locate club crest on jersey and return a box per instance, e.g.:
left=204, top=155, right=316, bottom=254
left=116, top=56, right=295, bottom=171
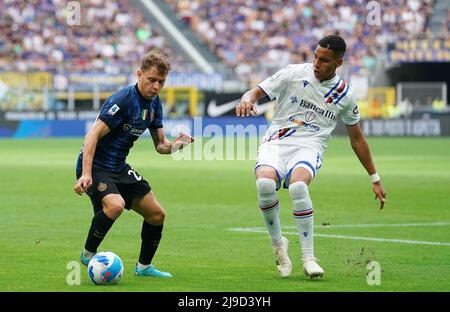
left=107, top=104, right=120, bottom=116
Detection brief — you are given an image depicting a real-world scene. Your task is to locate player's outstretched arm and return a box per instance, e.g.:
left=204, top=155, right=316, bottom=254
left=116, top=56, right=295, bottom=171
left=150, top=128, right=193, bottom=154
left=345, top=123, right=387, bottom=209
left=74, top=120, right=110, bottom=195
left=236, top=87, right=266, bottom=117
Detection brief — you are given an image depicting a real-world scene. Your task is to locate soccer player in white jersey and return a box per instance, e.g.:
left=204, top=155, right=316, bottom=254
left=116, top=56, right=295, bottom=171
left=235, top=35, right=386, bottom=278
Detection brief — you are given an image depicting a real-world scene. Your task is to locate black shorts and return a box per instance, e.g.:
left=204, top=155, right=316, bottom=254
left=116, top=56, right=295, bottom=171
left=77, top=166, right=151, bottom=212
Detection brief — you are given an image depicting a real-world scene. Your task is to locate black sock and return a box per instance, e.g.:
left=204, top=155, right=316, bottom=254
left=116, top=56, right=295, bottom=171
left=139, top=221, right=163, bottom=265
left=84, top=209, right=115, bottom=253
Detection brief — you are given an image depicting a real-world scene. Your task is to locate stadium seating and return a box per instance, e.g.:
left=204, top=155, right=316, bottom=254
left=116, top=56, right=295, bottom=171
left=0, top=0, right=185, bottom=73
left=0, top=0, right=447, bottom=115
left=165, top=0, right=436, bottom=84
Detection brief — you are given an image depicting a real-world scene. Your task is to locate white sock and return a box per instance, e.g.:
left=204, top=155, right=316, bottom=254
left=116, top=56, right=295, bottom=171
left=289, top=181, right=315, bottom=260
left=256, top=178, right=282, bottom=245
left=83, top=249, right=95, bottom=259
left=137, top=262, right=151, bottom=270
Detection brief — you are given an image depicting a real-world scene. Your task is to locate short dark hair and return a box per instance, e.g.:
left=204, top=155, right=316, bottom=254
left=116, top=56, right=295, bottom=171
left=140, top=50, right=171, bottom=74
left=318, top=35, right=346, bottom=58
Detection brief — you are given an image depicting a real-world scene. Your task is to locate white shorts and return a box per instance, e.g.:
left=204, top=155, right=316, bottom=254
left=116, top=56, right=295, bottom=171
left=254, top=140, right=323, bottom=190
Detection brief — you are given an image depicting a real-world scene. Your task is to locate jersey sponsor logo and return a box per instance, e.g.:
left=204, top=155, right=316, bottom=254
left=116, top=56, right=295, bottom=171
left=129, top=128, right=145, bottom=136
left=304, top=123, right=320, bottom=131
left=298, top=99, right=336, bottom=120
left=289, top=115, right=303, bottom=125
left=288, top=113, right=320, bottom=132
left=301, top=122, right=320, bottom=132
left=107, top=104, right=120, bottom=116
left=98, top=182, right=107, bottom=192
left=122, top=123, right=145, bottom=136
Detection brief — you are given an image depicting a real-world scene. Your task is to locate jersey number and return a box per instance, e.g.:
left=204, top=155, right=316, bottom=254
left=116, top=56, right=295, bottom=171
left=128, top=170, right=142, bottom=181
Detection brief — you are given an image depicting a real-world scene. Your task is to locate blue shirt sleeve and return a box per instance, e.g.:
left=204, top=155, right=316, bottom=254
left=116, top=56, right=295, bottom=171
left=98, top=90, right=129, bottom=130
left=149, top=97, right=163, bottom=129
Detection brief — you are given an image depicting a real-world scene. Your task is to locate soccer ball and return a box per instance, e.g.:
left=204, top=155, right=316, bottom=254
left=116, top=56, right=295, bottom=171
left=87, top=251, right=124, bottom=285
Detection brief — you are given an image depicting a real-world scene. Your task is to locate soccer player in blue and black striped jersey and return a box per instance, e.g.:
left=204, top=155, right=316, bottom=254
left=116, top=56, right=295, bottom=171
left=74, top=50, right=193, bottom=278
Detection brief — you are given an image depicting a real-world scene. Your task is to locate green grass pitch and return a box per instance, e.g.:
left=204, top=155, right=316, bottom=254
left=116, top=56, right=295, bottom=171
left=0, top=136, right=449, bottom=291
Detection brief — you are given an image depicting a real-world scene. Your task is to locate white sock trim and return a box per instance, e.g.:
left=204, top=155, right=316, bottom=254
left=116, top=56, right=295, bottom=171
left=83, top=249, right=95, bottom=258
left=137, top=262, right=151, bottom=270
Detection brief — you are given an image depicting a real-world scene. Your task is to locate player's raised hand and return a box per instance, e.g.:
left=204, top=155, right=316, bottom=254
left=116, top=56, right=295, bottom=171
left=175, top=131, right=194, bottom=143
left=236, top=100, right=257, bottom=117
left=372, top=181, right=387, bottom=209
left=171, top=132, right=194, bottom=152
left=74, top=175, right=93, bottom=195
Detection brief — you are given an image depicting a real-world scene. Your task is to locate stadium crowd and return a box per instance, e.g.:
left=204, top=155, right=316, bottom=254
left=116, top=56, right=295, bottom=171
left=166, top=0, right=435, bottom=84
left=0, top=0, right=185, bottom=74
left=0, top=0, right=444, bottom=93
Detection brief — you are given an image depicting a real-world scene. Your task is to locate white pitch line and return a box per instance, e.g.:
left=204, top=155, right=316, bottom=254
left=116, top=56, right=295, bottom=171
left=289, top=222, right=450, bottom=229
left=229, top=228, right=450, bottom=247
left=315, top=233, right=450, bottom=246
left=237, top=222, right=450, bottom=230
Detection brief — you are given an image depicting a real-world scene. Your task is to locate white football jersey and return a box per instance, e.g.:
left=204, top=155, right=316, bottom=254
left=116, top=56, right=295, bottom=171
left=258, top=63, right=360, bottom=153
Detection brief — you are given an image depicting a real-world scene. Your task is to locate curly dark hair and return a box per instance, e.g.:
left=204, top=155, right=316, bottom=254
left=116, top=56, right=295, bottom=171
left=318, top=35, right=346, bottom=58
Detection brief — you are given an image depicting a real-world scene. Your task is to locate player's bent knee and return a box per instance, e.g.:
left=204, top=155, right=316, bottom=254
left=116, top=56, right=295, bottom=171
left=288, top=181, right=309, bottom=199
left=289, top=181, right=313, bottom=212
left=154, top=210, right=166, bottom=224
left=106, top=204, right=124, bottom=219
left=256, top=178, right=277, bottom=195
left=146, top=208, right=165, bottom=225
left=103, top=197, right=125, bottom=220
left=255, top=166, right=278, bottom=181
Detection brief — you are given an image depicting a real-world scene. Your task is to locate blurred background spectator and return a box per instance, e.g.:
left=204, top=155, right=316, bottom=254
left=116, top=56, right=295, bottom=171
left=0, top=0, right=447, bottom=117
left=165, top=0, right=436, bottom=84
left=0, top=0, right=186, bottom=73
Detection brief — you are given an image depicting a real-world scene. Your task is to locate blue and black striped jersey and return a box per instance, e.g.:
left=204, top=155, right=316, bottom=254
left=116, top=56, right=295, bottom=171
left=76, top=84, right=163, bottom=174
